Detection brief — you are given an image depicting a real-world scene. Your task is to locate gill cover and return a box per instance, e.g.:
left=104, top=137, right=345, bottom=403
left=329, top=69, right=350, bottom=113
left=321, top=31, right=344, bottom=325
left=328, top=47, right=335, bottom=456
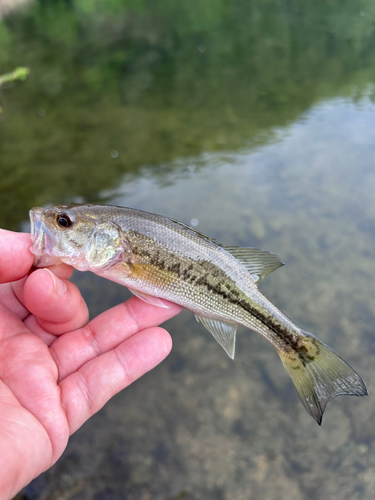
left=84, top=221, right=128, bottom=271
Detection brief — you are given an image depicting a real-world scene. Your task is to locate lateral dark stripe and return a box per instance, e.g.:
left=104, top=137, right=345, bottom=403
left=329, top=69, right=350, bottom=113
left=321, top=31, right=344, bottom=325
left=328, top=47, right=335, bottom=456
left=127, top=230, right=302, bottom=352
left=198, top=276, right=301, bottom=351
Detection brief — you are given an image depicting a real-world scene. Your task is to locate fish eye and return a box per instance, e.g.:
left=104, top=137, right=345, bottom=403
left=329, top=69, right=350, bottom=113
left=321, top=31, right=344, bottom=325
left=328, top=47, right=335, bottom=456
left=56, top=214, right=73, bottom=229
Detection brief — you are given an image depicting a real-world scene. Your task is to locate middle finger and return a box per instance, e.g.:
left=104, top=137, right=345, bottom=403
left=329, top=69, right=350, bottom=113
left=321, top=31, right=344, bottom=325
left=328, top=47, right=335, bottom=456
left=50, top=296, right=182, bottom=382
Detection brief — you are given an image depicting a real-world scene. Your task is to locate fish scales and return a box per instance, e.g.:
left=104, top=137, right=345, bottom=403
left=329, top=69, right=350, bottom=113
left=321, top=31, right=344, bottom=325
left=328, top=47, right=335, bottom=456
left=113, top=229, right=302, bottom=354
left=29, top=204, right=368, bottom=424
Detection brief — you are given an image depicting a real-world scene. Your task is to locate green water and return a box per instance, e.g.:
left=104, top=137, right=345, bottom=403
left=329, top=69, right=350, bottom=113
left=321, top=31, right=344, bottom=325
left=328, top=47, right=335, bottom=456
left=2, top=1, right=375, bottom=498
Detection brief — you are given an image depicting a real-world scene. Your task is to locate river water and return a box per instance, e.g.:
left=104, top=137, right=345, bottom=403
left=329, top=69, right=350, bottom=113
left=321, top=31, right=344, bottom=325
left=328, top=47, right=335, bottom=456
left=1, top=1, right=375, bottom=499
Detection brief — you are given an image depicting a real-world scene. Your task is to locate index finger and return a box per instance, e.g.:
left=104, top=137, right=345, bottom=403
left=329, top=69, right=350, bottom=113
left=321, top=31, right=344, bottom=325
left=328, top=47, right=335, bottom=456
left=0, top=230, right=34, bottom=283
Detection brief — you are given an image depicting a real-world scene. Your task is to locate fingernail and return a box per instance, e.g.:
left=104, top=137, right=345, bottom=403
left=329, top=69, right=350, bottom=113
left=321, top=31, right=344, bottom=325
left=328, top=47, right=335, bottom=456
left=43, top=268, right=67, bottom=296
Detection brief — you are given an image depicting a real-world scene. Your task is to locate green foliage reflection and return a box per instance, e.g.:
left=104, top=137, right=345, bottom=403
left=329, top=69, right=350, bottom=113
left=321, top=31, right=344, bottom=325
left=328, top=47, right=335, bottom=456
left=0, top=66, right=29, bottom=87
left=1, top=0, right=375, bottom=228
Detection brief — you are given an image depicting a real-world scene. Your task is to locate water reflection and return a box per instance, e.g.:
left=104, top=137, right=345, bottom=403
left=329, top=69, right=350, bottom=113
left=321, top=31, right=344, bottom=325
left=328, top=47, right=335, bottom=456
left=20, top=95, right=375, bottom=500
left=2, top=0, right=375, bottom=498
left=0, top=0, right=32, bottom=20
left=1, top=0, right=375, bottom=229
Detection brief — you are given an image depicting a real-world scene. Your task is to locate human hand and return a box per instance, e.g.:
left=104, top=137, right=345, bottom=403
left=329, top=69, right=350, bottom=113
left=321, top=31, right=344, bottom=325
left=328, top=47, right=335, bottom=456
left=0, top=229, right=182, bottom=500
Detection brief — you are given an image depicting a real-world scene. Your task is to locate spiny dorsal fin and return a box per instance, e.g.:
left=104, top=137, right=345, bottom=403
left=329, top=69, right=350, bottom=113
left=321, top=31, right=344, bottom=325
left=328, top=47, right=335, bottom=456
left=195, top=315, right=237, bottom=359
left=224, top=246, right=284, bottom=283
left=170, top=218, right=217, bottom=243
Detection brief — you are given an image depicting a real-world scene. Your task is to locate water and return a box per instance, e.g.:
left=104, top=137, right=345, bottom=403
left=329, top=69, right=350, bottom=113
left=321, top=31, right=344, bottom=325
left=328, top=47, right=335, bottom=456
left=1, top=1, right=375, bottom=498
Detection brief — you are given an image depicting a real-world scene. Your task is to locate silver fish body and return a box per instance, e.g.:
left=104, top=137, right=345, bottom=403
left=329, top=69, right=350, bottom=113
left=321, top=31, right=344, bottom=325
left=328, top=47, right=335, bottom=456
left=29, top=204, right=368, bottom=424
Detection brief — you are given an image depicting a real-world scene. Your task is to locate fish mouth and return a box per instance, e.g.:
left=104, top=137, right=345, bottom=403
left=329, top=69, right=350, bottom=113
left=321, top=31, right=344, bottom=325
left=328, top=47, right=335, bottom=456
left=29, top=207, right=61, bottom=267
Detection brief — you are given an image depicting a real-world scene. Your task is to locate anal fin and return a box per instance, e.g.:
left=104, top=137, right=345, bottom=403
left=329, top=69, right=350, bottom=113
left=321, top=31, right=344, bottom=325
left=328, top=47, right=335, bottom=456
left=195, top=315, right=237, bottom=359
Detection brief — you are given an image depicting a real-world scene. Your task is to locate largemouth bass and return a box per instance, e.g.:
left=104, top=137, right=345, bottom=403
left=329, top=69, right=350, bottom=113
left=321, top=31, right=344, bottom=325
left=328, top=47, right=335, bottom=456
left=29, top=204, right=367, bottom=424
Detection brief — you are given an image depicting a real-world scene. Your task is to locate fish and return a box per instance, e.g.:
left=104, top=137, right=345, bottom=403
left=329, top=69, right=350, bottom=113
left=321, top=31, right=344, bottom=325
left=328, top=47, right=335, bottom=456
left=29, top=203, right=368, bottom=424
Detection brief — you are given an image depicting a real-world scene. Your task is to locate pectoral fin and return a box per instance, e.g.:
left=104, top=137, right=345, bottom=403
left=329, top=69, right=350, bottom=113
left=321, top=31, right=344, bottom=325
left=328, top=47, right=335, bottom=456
left=128, top=288, right=169, bottom=308
left=224, top=246, right=284, bottom=283
left=195, top=315, right=237, bottom=359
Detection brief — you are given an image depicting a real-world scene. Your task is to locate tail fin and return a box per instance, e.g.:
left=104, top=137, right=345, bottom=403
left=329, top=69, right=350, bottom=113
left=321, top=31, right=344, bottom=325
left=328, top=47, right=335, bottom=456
left=278, top=331, right=368, bottom=425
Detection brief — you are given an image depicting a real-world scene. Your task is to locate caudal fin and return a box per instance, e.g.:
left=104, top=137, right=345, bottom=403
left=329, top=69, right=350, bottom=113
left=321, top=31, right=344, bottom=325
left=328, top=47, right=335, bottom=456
left=278, top=331, right=368, bottom=425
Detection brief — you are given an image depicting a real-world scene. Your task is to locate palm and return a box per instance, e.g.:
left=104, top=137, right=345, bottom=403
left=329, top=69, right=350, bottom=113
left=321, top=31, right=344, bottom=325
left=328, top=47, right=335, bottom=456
left=0, top=230, right=181, bottom=499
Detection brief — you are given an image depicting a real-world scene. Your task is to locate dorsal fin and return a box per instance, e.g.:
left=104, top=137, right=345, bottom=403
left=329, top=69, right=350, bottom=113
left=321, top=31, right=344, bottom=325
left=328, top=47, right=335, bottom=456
left=224, top=246, right=284, bottom=283
left=169, top=218, right=217, bottom=243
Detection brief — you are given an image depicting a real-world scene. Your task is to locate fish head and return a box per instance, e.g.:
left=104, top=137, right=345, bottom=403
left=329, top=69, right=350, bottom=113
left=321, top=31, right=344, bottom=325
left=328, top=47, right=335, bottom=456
left=30, top=205, right=127, bottom=271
